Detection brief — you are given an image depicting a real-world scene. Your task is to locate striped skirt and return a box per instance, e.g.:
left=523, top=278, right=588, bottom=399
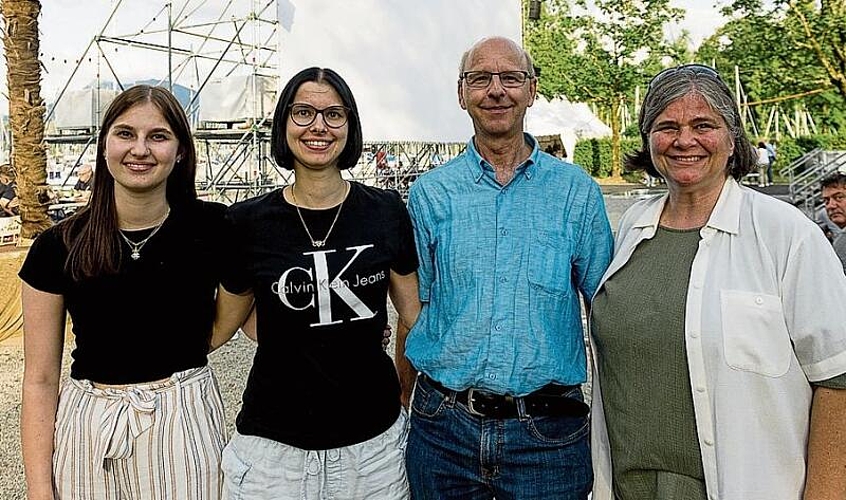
left=53, top=365, right=227, bottom=500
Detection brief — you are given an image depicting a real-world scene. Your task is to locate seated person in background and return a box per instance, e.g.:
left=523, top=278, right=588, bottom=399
left=73, top=164, right=94, bottom=202
left=0, top=164, right=19, bottom=217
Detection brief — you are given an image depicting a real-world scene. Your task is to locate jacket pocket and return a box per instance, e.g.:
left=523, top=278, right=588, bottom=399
left=720, top=289, right=791, bottom=377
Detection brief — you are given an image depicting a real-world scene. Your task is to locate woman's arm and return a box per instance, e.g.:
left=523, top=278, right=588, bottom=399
left=388, top=270, right=421, bottom=408
left=239, top=304, right=258, bottom=342
left=209, top=284, right=254, bottom=352
left=21, top=283, right=66, bottom=500
left=804, top=386, right=846, bottom=499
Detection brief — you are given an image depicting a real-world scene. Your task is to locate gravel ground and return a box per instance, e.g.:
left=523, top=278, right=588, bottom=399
left=0, top=188, right=644, bottom=498
left=0, top=313, right=399, bottom=499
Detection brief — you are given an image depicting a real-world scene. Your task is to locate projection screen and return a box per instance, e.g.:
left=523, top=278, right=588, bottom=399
left=277, top=0, right=523, bottom=143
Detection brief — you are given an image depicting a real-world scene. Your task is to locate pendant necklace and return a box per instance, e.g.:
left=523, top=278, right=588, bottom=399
left=290, top=182, right=347, bottom=248
left=118, top=206, right=171, bottom=260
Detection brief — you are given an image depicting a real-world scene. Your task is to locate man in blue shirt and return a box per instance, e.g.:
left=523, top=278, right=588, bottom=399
left=400, top=36, right=613, bottom=499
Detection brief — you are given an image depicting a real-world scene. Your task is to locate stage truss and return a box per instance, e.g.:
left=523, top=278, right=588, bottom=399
left=42, top=0, right=468, bottom=203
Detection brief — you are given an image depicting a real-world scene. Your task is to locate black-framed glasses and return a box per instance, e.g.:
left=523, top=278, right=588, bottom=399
left=460, top=71, right=532, bottom=89
left=288, top=103, right=351, bottom=129
left=647, top=63, right=722, bottom=89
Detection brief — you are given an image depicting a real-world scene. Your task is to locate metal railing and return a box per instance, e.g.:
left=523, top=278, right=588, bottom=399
left=783, top=149, right=846, bottom=218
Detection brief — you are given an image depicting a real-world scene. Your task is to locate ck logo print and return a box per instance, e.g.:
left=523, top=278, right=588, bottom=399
left=271, top=244, right=386, bottom=326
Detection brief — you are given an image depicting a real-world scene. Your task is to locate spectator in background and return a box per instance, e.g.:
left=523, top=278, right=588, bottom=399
left=821, top=172, right=846, bottom=273
left=0, top=164, right=19, bottom=216
left=765, top=138, right=777, bottom=185
left=74, top=164, right=94, bottom=196
left=376, top=148, right=389, bottom=170
left=756, top=141, right=770, bottom=187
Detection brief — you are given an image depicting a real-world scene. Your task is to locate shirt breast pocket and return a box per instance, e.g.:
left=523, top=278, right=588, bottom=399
left=720, top=289, right=791, bottom=377
left=528, top=231, right=571, bottom=297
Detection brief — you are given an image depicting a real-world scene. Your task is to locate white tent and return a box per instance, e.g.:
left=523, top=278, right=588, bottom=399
left=525, top=95, right=611, bottom=161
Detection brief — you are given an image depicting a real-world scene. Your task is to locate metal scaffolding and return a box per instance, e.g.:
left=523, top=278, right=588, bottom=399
left=42, top=0, right=468, bottom=202
left=43, top=0, right=281, bottom=202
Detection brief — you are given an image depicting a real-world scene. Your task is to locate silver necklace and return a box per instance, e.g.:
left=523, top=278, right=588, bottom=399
left=290, top=182, right=347, bottom=248
left=118, top=207, right=171, bottom=260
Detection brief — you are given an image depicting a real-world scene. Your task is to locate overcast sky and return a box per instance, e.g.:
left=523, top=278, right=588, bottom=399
left=1, top=0, right=734, bottom=113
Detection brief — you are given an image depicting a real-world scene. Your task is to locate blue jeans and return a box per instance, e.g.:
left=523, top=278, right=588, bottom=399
left=405, top=375, right=592, bottom=500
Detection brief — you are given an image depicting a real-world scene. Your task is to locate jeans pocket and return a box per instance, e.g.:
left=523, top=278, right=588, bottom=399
left=524, top=414, right=590, bottom=445
left=411, top=379, right=449, bottom=418
left=221, top=439, right=251, bottom=498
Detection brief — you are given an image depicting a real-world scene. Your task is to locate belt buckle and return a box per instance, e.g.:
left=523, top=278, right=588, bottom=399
left=465, top=388, right=486, bottom=417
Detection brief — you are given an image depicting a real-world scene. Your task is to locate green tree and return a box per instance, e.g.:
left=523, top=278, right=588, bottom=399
left=787, top=0, right=846, bottom=98
left=698, top=1, right=846, bottom=134
left=522, top=0, right=581, bottom=98
left=724, top=1, right=846, bottom=97
left=525, top=0, right=684, bottom=179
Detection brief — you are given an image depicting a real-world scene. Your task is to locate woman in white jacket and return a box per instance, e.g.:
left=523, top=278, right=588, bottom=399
left=588, top=64, right=846, bottom=500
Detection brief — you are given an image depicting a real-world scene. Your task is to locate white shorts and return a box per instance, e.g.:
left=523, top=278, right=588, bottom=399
left=53, top=365, right=227, bottom=500
left=222, top=409, right=409, bottom=500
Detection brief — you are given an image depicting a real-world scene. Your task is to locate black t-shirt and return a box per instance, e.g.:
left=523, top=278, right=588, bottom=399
left=0, top=182, right=17, bottom=215
left=19, top=200, right=228, bottom=384
left=223, top=182, right=418, bottom=449
left=0, top=182, right=15, bottom=202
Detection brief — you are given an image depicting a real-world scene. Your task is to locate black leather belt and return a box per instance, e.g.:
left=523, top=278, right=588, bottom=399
left=420, top=374, right=589, bottom=419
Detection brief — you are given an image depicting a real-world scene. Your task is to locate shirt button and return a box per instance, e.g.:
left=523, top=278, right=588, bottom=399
left=703, top=438, right=714, bottom=446
left=488, top=374, right=496, bottom=379
left=755, top=296, right=764, bottom=305
left=690, top=331, right=699, bottom=339
left=501, top=229, right=509, bottom=236
left=696, top=386, right=706, bottom=393
left=500, top=276, right=508, bottom=283
left=495, top=324, right=502, bottom=331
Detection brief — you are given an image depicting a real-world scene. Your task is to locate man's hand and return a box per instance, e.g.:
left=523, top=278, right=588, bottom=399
left=382, top=324, right=392, bottom=351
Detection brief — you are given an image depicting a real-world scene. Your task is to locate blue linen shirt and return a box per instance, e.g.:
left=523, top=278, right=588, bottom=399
left=406, top=134, right=613, bottom=396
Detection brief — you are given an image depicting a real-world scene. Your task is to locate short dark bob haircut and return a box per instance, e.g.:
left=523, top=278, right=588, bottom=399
left=270, top=67, right=363, bottom=171
left=625, top=64, right=756, bottom=181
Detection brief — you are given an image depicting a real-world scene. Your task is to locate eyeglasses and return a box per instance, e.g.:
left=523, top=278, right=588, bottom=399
left=647, top=63, right=722, bottom=89
left=288, top=103, right=350, bottom=129
left=460, top=71, right=533, bottom=89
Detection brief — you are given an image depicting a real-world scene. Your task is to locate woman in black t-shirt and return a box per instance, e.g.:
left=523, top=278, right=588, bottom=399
left=213, top=67, right=421, bottom=499
left=19, top=85, right=227, bottom=500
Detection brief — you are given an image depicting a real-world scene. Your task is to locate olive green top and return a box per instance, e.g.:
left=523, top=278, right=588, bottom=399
left=591, top=226, right=707, bottom=500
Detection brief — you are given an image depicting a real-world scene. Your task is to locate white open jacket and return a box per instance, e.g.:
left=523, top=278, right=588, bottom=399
left=588, top=178, right=846, bottom=500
